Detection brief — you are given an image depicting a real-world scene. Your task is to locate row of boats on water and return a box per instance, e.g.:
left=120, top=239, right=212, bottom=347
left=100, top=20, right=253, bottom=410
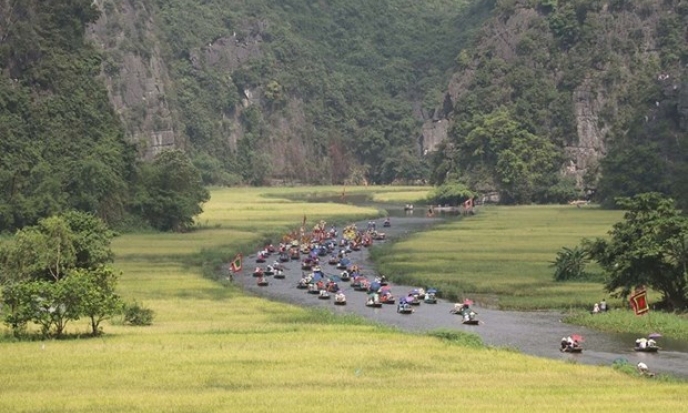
left=245, top=218, right=481, bottom=323
left=243, top=217, right=665, bottom=357
left=557, top=334, right=663, bottom=354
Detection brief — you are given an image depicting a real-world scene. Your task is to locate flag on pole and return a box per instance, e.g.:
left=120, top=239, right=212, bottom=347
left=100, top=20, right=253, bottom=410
left=230, top=254, right=243, bottom=273
left=629, top=288, right=649, bottom=316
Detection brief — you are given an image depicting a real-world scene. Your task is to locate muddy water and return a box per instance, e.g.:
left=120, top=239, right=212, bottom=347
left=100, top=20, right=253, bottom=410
left=234, top=211, right=688, bottom=378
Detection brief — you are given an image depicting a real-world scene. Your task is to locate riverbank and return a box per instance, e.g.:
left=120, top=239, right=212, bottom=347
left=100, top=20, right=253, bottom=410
left=233, top=211, right=688, bottom=379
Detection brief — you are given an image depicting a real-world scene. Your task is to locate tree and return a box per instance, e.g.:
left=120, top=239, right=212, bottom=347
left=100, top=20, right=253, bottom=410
left=585, top=193, right=688, bottom=311
left=426, top=181, right=475, bottom=206
left=0, top=212, right=115, bottom=283
left=0, top=212, right=122, bottom=337
left=444, top=109, right=560, bottom=203
left=70, top=266, right=123, bottom=336
left=1, top=279, right=84, bottom=338
left=551, top=246, right=591, bottom=281
left=134, top=150, right=210, bottom=232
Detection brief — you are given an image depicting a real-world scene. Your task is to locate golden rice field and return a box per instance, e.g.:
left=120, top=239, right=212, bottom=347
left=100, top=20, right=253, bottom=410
left=1, top=187, right=687, bottom=412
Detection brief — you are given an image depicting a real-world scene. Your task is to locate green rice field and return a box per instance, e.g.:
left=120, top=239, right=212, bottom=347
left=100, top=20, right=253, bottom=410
left=1, top=187, right=687, bottom=412
left=373, top=204, right=624, bottom=310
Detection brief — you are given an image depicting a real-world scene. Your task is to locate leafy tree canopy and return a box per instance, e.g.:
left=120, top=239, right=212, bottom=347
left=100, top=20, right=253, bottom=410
left=0, top=211, right=115, bottom=283
left=585, top=193, right=688, bottom=311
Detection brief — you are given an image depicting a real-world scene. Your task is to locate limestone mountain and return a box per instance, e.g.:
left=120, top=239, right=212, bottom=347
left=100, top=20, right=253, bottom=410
left=427, top=0, right=688, bottom=206
left=87, top=0, right=487, bottom=186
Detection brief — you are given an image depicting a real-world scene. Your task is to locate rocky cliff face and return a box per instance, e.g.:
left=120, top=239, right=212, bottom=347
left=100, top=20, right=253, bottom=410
left=88, top=0, right=177, bottom=159
left=426, top=1, right=687, bottom=186
left=88, top=3, right=319, bottom=180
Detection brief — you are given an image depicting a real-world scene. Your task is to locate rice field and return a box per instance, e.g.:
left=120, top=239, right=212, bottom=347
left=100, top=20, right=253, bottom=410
left=1, top=187, right=687, bottom=412
left=372, top=204, right=626, bottom=310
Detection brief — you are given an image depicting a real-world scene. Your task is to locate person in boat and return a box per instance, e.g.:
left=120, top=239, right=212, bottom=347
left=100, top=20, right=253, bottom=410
left=570, top=337, right=580, bottom=350
left=463, top=310, right=476, bottom=322
left=398, top=296, right=410, bottom=312
left=635, top=337, right=648, bottom=349
left=562, top=336, right=578, bottom=351
left=560, top=337, right=569, bottom=351
left=647, top=338, right=657, bottom=347
left=599, top=299, right=607, bottom=312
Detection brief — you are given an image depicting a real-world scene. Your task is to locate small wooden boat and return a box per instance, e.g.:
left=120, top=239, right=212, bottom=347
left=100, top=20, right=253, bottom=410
left=634, top=346, right=660, bottom=353
left=264, top=266, right=275, bottom=276
left=339, top=271, right=351, bottom=282
left=256, top=255, right=266, bottom=263
left=334, top=293, right=347, bottom=305
left=397, top=305, right=414, bottom=314
left=383, top=219, right=391, bottom=228
left=279, top=252, right=290, bottom=262
left=365, top=301, right=382, bottom=308
left=273, top=270, right=285, bottom=279
left=296, top=279, right=309, bottom=289
left=424, top=289, right=438, bottom=304
left=462, top=319, right=479, bottom=325
left=307, top=283, right=320, bottom=294
left=380, top=291, right=395, bottom=304
left=318, top=290, right=331, bottom=300
left=355, top=280, right=370, bottom=292
left=252, top=267, right=264, bottom=277
left=257, top=277, right=269, bottom=286
left=424, top=292, right=437, bottom=304
left=560, top=346, right=582, bottom=353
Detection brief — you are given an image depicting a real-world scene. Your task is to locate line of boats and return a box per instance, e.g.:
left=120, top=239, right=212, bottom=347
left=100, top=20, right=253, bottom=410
left=242, top=217, right=665, bottom=357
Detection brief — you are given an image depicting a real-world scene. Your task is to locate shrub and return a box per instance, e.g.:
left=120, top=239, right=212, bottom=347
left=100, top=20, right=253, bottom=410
left=123, top=301, right=154, bottom=326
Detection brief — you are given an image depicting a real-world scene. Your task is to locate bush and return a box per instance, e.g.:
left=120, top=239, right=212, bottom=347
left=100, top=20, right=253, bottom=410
left=123, top=301, right=154, bottom=326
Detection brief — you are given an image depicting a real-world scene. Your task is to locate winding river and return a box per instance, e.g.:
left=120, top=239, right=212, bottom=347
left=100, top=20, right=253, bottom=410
left=233, top=206, right=688, bottom=379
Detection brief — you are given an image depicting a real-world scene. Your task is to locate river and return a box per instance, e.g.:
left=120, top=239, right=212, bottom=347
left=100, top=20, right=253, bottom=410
left=232, top=206, right=688, bottom=379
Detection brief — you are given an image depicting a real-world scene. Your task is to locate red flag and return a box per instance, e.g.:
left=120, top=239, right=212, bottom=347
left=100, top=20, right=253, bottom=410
left=230, top=254, right=243, bottom=273
left=629, top=288, right=649, bottom=316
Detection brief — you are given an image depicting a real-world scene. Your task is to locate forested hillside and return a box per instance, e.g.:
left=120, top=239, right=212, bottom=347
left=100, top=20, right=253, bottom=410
left=0, top=0, right=208, bottom=232
left=3, top=0, right=688, bottom=232
left=88, top=0, right=489, bottom=185
left=429, top=0, right=688, bottom=206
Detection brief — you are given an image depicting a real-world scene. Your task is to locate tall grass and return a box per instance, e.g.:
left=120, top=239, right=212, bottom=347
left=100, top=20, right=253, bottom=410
left=1, top=188, right=687, bottom=412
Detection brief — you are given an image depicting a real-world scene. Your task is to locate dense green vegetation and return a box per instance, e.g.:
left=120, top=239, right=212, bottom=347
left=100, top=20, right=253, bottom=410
left=146, top=0, right=492, bottom=185
left=0, top=2, right=211, bottom=233
left=430, top=0, right=688, bottom=206
left=0, top=211, right=123, bottom=337
left=585, top=193, right=688, bottom=311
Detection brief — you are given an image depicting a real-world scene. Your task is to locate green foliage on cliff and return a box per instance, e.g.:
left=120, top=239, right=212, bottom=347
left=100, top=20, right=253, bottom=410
left=0, top=1, right=210, bottom=232
left=149, top=0, right=485, bottom=185
left=431, top=0, right=688, bottom=206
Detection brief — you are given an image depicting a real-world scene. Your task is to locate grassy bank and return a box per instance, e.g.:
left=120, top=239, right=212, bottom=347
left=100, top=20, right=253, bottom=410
left=564, top=310, right=688, bottom=341
left=372, top=204, right=622, bottom=310
left=1, top=188, right=687, bottom=412
left=371, top=203, right=688, bottom=340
